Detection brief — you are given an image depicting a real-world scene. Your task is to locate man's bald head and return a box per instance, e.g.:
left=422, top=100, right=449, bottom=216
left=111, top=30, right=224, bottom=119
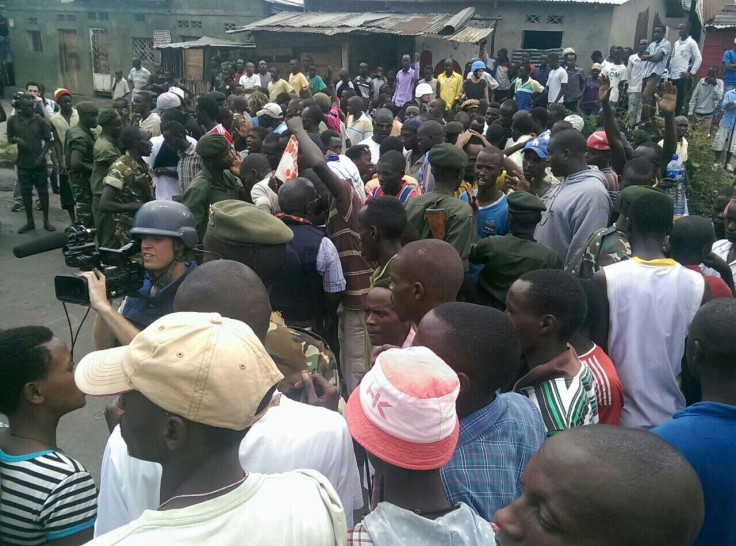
left=278, top=177, right=317, bottom=216
left=417, top=120, right=445, bottom=154
left=174, top=260, right=272, bottom=341
left=389, top=240, right=464, bottom=324
left=494, top=425, right=704, bottom=545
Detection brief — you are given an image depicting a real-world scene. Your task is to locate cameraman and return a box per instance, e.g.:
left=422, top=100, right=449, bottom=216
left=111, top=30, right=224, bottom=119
left=79, top=201, right=198, bottom=350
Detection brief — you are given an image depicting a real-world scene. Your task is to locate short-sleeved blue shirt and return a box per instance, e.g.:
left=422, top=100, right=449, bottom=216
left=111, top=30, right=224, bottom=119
left=723, top=50, right=736, bottom=84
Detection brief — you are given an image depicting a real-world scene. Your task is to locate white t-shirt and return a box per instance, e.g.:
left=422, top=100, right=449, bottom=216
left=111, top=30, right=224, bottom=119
left=251, top=175, right=281, bottom=213
left=600, top=61, right=628, bottom=103
left=670, top=36, right=702, bottom=80
left=627, top=54, right=647, bottom=93
left=144, top=135, right=197, bottom=200
left=327, top=154, right=366, bottom=203
left=88, top=470, right=346, bottom=545
left=94, top=395, right=363, bottom=537
left=359, top=136, right=381, bottom=165
left=238, top=73, right=261, bottom=93
left=546, top=66, right=568, bottom=105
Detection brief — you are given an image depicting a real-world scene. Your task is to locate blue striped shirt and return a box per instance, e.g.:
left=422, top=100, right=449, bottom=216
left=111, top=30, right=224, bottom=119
left=440, top=392, right=546, bottom=520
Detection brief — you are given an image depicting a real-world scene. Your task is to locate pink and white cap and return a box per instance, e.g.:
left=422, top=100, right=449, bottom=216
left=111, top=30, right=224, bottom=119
left=345, top=346, right=460, bottom=470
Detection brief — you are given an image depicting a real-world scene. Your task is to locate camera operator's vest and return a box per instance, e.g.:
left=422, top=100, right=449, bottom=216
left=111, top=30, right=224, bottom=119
left=121, top=262, right=196, bottom=330
left=270, top=218, right=327, bottom=327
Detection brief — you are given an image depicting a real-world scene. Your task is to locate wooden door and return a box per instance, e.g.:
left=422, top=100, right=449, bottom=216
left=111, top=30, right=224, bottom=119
left=59, top=30, right=81, bottom=92
left=90, top=28, right=111, bottom=92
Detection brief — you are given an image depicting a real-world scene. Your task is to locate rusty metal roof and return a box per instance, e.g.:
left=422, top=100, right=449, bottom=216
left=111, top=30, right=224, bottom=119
left=229, top=8, right=493, bottom=42
left=156, top=36, right=254, bottom=49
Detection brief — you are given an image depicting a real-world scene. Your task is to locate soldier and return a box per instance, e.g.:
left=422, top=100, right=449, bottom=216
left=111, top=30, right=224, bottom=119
left=65, top=101, right=98, bottom=227
left=180, top=134, right=246, bottom=241
left=99, top=126, right=153, bottom=248
left=404, top=143, right=475, bottom=270
left=471, top=191, right=561, bottom=309
left=575, top=186, right=659, bottom=278
left=90, top=109, right=122, bottom=247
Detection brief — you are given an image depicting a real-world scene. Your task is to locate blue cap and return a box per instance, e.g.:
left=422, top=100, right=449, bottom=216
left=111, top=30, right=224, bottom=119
left=524, top=135, right=550, bottom=158
left=471, top=60, right=486, bottom=72
left=402, top=117, right=423, bottom=132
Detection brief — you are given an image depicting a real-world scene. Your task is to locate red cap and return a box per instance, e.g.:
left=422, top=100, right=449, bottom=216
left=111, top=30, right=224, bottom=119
left=587, top=130, right=610, bottom=151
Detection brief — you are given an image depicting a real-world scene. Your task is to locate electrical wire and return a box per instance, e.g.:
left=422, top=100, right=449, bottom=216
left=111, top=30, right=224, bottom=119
left=63, top=302, right=91, bottom=360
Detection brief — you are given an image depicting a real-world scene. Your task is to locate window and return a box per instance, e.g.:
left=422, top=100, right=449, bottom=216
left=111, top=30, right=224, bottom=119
left=525, top=14, right=541, bottom=24
left=547, top=15, right=564, bottom=25
left=224, top=22, right=236, bottom=31
left=67, top=14, right=76, bottom=21
left=28, top=30, right=42, bottom=52
left=191, top=20, right=202, bottom=29
left=135, top=14, right=145, bottom=22
left=28, top=17, right=38, bottom=25
left=57, top=14, right=65, bottom=21
left=132, top=37, right=154, bottom=64
left=522, top=30, right=563, bottom=49
left=88, top=11, right=97, bottom=19
left=99, top=12, right=109, bottom=20
left=178, top=20, right=189, bottom=27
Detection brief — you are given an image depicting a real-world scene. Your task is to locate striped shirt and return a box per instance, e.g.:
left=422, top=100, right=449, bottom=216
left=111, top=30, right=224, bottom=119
left=177, top=142, right=203, bottom=193
left=327, top=177, right=373, bottom=310
left=0, top=446, right=97, bottom=545
left=514, top=348, right=599, bottom=436
left=578, top=343, right=624, bottom=425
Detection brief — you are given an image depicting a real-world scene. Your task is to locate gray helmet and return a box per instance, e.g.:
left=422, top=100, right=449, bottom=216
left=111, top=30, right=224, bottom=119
left=129, top=201, right=198, bottom=249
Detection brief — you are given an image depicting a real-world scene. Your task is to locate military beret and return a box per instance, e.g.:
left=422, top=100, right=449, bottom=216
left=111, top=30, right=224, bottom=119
left=614, top=184, right=661, bottom=215
left=444, top=121, right=464, bottom=136
left=508, top=191, right=546, bottom=213
left=428, top=143, right=468, bottom=170
left=76, top=101, right=99, bottom=115
left=208, top=199, right=293, bottom=245
left=195, top=134, right=230, bottom=159
left=97, top=108, right=119, bottom=126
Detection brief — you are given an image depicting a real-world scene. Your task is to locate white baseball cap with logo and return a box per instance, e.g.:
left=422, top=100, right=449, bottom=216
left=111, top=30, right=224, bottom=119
left=256, top=103, right=284, bottom=119
left=75, top=312, right=283, bottom=431
left=345, top=346, right=460, bottom=470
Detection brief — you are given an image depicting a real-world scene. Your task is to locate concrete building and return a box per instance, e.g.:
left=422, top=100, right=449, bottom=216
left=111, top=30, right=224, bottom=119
left=5, top=0, right=268, bottom=96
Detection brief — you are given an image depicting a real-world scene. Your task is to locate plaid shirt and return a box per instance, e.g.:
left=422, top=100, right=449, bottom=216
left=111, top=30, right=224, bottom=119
left=317, top=237, right=347, bottom=293
left=177, top=143, right=203, bottom=193
left=347, top=523, right=372, bottom=544
left=440, top=392, right=547, bottom=520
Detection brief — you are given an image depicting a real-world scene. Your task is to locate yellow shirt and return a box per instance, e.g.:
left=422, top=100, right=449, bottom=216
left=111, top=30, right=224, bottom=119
left=268, top=79, right=295, bottom=101
left=288, top=72, right=310, bottom=94
left=438, top=72, right=463, bottom=109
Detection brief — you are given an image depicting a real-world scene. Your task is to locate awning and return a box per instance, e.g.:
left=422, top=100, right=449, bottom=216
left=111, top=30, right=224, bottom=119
left=229, top=8, right=493, bottom=43
left=155, top=36, right=254, bottom=50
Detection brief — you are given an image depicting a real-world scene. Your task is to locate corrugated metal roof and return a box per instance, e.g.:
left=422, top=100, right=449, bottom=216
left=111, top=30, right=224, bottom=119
left=155, top=36, right=254, bottom=49
left=229, top=8, right=492, bottom=42
left=706, top=3, right=736, bottom=28
left=327, top=0, right=630, bottom=3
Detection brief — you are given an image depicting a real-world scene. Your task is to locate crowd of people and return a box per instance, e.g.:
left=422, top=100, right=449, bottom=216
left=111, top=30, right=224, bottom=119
left=2, top=18, right=736, bottom=546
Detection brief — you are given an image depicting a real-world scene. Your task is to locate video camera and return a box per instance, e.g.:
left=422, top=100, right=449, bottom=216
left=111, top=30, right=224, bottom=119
left=54, top=225, right=145, bottom=305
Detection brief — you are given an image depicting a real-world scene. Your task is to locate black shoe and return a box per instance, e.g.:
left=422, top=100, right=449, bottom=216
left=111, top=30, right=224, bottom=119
left=11, top=203, right=22, bottom=212
left=51, top=186, right=60, bottom=194
left=18, top=222, right=35, bottom=234
left=36, top=201, right=43, bottom=210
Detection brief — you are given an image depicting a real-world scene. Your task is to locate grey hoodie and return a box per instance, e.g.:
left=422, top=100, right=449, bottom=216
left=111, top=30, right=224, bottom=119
left=534, top=167, right=612, bottom=271
left=359, top=502, right=496, bottom=545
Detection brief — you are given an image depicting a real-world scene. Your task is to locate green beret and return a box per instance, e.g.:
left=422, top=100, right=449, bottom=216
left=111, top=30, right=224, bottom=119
left=196, top=134, right=230, bottom=159
left=507, top=191, right=546, bottom=213
left=76, top=101, right=99, bottom=115
left=444, top=121, right=464, bottom=136
left=97, top=108, right=119, bottom=126
left=428, top=143, right=468, bottom=170
left=208, top=200, right=293, bottom=245
left=313, top=93, right=331, bottom=113
left=614, top=185, right=661, bottom=215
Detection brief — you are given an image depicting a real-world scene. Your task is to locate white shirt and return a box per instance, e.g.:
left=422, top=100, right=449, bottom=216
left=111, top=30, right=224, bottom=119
left=251, top=175, right=281, bottom=213
left=600, top=61, right=628, bottom=103
left=144, top=135, right=197, bottom=201
left=89, top=470, right=347, bottom=545
left=712, top=239, right=736, bottom=278
left=346, top=112, right=373, bottom=146
left=128, top=67, right=151, bottom=92
left=604, top=259, right=704, bottom=429
left=94, top=396, right=362, bottom=537
left=670, top=36, right=702, bottom=80
left=546, top=66, right=568, bottom=105
left=238, top=73, right=260, bottom=92
left=327, top=154, right=366, bottom=203
left=627, top=54, right=647, bottom=93
left=359, top=136, right=381, bottom=165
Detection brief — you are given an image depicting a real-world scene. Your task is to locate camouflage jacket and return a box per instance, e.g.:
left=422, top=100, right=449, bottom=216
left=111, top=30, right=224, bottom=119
left=103, top=153, right=153, bottom=245
left=578, top=227, right=631, bottom=279
left=266, top=312, right=338, bottom=399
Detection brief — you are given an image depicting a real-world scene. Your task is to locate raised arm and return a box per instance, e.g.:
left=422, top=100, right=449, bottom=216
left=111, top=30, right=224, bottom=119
left=599, top=75, right=626, bottom=175
left=656, top=80, right=677, bottom=175
left=286, top=116, right=344, bottom=199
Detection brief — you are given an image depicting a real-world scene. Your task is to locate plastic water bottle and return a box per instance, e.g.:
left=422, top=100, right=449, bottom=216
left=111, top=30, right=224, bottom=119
left=665, top=154, right=687, bottom=218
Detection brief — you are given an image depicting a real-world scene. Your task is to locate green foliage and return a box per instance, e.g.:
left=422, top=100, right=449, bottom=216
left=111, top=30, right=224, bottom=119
left=684, top=128, right=732, bottom=217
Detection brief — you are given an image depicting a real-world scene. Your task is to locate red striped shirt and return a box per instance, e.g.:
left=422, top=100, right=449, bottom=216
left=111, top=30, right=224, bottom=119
left=579, top=343, right=624, bottom=425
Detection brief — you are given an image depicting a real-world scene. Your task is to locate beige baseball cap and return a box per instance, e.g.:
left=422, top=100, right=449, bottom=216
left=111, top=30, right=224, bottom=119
left=75, top=312, right=284, bottom=431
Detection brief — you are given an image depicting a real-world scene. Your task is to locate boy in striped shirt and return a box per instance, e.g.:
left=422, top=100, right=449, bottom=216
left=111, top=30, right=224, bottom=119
left=506, top=269, right=599, bottom=435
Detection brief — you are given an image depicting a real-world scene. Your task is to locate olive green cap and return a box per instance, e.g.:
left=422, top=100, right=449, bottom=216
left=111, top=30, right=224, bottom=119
left=444, top=121, right=464, bottom=136
left=195, top=134, right=230, bottom=159
left=614, top=185, right=662, bottom=215
left=428, top=143, right=468, bottom=170
left=208, top=200, right=293, bottom=245
left=507, top=190, right=546, bottom=212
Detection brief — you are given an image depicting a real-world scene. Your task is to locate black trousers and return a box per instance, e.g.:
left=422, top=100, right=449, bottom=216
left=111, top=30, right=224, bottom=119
left=673, top=78, right=689, bottom=116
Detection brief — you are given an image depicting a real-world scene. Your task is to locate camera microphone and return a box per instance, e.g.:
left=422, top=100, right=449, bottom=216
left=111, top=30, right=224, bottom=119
left=12, top=232, right=70, bottom=258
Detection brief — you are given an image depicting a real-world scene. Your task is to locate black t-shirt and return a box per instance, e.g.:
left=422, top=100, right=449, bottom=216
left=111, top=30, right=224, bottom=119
left=7, top=114, right=51, bottom=168
left=464, top=79, right=487, bottom=100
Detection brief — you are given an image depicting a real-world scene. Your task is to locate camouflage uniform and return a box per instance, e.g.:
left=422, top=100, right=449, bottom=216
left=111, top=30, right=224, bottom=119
left=578, top=227, right=631, bottom=279
left=103, top=152, right=153, bottom=247
left=65, top=125, right=97, bottom=227
left=266, top=312, right=339, bottom=399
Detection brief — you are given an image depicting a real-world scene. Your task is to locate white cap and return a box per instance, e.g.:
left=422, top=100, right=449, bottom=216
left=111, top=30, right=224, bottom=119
left=415, top=82, right=433, bottom=98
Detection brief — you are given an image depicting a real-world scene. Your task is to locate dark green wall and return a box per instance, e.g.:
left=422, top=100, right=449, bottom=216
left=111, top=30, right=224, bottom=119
left=7, top=0, right=268, bottom=95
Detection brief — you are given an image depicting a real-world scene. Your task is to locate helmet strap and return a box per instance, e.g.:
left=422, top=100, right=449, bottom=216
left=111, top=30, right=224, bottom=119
left=148, top=240, right=187, bottom=288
